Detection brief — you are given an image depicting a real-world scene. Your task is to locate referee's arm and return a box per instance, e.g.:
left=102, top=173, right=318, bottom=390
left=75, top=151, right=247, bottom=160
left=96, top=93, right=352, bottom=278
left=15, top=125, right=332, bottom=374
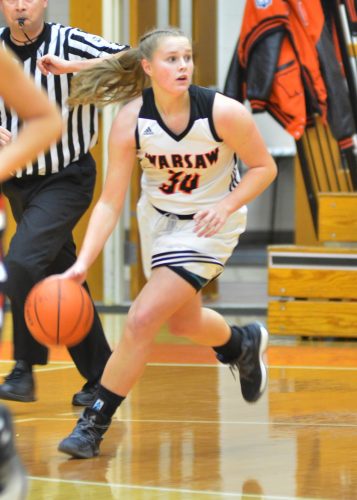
left=38, top=50, right=128, bottom=76
left=38, top=27, right=129, bottom=75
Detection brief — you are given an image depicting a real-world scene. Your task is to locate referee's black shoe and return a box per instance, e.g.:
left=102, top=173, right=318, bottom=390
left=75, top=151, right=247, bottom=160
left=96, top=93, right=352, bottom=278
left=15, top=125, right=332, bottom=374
left=72, top=382, right=99, bottom=407
left=0, top=404, right=28, bottom=499
left=0, top=361, right=36, bottom=403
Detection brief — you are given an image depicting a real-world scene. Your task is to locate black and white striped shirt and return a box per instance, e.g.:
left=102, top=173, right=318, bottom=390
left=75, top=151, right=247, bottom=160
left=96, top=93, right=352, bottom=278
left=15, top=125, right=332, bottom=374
left=0, top=23, right=128, bottom=177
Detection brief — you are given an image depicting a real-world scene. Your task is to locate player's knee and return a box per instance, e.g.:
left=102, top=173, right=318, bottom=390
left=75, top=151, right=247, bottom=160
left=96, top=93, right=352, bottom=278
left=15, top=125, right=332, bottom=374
left=126, top=307, right=156, bottom=344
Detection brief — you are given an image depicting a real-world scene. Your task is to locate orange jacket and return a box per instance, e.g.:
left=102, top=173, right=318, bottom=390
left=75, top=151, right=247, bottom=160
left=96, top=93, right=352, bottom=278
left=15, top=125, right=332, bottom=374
left=224, top=0, right=355, bottom=145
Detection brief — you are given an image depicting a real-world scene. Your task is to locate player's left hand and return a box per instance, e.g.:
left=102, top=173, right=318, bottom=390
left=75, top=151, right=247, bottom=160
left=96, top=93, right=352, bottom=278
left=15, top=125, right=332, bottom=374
left=37, top=55, right=72, bottom=76
left=193, top=205, right=229, bottom=238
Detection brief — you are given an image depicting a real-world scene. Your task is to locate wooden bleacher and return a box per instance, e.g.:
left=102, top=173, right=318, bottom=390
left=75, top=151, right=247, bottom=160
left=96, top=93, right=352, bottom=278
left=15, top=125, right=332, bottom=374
left=267, top=114, right=357, bottom=338
left=268, top=245, right=357, bottom=337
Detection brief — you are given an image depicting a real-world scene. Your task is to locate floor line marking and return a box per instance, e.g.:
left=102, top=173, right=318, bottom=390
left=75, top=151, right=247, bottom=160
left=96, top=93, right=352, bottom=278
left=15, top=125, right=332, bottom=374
left=27, top=475, right=321, bottom=499
left=1, top=360, right=357, bottom=372
left=0, top=364, right=73, bottom=377
left=15, top=416, right=357, bottom=428
left=147, top=362, right=357, bottom=371
left=0, top=360, right=71, bottom=365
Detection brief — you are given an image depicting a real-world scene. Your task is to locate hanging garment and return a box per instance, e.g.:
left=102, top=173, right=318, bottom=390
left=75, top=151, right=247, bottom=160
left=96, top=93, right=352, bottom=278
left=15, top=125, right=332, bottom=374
left=224, top=0, right=356, bottom=147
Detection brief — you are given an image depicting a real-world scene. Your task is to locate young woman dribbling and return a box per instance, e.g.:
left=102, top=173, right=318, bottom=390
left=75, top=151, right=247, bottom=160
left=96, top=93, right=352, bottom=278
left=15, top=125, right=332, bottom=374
left=57, top=27, right=278, bottom=459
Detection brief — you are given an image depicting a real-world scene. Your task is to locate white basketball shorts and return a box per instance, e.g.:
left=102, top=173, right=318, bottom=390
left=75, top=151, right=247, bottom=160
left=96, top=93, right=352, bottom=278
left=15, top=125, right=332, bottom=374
left=137, top=194, right=247, bottom=282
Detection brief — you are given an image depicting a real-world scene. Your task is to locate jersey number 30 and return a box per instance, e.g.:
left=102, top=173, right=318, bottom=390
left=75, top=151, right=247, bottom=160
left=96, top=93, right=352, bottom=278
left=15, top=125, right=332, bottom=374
left=159, top=170, right=201, bottom=195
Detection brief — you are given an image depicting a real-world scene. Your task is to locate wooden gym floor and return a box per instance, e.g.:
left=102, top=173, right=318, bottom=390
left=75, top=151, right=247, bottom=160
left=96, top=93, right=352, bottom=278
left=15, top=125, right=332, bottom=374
left=1, top=312, right=357, bottom=500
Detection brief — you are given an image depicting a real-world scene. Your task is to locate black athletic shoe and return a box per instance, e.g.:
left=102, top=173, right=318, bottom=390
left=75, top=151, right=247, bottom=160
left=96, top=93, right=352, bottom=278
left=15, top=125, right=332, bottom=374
left=58, top=408, right=111, bottom=459
left=0, top=361, right=36, bottom=403
left=0, top=405, right=28, bottom=499
left=217, top=323, right=268, bottom=403
left=72, top=382, right=99, bottom=407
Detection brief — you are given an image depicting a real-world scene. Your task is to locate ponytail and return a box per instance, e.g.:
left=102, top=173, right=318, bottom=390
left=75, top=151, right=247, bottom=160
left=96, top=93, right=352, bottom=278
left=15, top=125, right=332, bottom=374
left=67, top=48, right=148, bottom=107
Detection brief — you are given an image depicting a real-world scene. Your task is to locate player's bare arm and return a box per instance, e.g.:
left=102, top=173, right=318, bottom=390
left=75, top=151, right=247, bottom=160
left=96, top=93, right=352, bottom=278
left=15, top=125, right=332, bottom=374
left=65, top=98, right=142, bottom=282
left=214, top=93, right=277, bottom=211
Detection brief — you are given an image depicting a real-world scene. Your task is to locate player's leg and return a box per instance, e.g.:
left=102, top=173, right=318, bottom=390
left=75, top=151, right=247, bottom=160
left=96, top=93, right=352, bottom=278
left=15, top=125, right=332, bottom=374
left=58, top=266, right=200, bottom=458
left=167, top=286, right=268, bottom=404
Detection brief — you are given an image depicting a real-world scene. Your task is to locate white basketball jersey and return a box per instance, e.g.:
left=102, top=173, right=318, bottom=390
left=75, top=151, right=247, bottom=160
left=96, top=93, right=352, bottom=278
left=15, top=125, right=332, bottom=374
left=136, top=85, right=242, bottom=216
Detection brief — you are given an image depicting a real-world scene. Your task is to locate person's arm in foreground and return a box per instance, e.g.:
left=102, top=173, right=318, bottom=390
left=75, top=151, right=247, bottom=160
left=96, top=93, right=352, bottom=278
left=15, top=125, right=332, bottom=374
left=0, top=48, right=62, bottom=181
left=194, top=94, right=278, bottom=237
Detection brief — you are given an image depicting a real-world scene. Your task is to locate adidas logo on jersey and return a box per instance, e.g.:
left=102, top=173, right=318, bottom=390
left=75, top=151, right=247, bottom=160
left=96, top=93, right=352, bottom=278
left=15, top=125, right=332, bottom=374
left=143, top=126, right=154, bottom=136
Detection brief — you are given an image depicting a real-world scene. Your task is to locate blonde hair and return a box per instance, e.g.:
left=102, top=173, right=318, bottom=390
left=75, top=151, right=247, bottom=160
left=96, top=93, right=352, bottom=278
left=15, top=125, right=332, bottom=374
left=68, top=27, right=186, bottom=108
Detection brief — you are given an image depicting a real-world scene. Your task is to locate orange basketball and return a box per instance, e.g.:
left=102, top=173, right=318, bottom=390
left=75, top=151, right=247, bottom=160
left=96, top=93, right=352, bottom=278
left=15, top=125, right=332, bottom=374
left=24, top=277, right=94, bottom=347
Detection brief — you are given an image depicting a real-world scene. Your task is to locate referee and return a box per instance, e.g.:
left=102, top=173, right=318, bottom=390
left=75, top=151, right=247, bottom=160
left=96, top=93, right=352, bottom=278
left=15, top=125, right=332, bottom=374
left=0, top=0, right=128, bottom=405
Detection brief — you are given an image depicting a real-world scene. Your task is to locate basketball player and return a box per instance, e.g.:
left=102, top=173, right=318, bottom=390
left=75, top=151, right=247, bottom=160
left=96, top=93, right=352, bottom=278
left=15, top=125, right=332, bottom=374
left=0, top=45, right=62, bottom=498
left=57, top=27, right=278, bottom=459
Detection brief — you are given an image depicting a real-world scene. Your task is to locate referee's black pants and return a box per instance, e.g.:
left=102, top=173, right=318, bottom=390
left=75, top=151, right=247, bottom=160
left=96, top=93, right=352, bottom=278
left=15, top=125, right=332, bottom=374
left=2, top=153, right=112, bottom=384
